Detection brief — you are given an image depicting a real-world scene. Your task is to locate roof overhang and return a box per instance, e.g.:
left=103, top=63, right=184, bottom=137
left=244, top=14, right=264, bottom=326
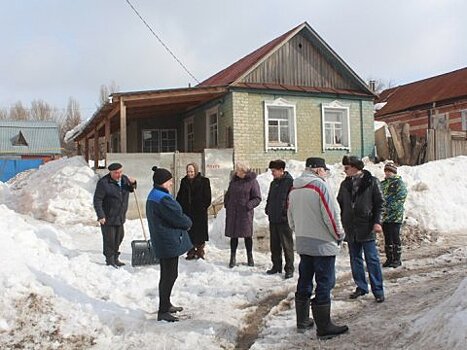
left=73, top=86, right=228, bottom=141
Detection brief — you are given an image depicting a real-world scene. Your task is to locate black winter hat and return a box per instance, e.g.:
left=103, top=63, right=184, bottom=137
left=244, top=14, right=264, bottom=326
left=108, top=162, right=122, bottom=171
left=384, top=162, right=398, bottom=174
left=268, top=159, right=286, bottom=170
left=152, top=166, right=173, bottom=185
left=306, top=157, right=329, bottom=170
left=342, top=155, right=364, bottom=170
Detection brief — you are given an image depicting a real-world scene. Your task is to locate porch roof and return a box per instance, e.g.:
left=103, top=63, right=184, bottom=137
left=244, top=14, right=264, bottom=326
left=75, top=85, right=227, bottom=141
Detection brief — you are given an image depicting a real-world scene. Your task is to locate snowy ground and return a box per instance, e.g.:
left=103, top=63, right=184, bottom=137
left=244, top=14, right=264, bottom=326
left=0, top=156, right=466, bottom=349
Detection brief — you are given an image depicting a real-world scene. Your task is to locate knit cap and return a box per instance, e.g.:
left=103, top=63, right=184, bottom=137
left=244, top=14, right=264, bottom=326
left=384, top=162, right=398, bottom=174
left=152, top=166, right=173, bottom=185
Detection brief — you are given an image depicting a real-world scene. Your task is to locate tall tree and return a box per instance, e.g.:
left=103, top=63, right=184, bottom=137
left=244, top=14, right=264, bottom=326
left=30, top=99, right=61, bottom=121
left=9, top=101, right=29, bottom=120
left=99, top=81, right=119, bottom=106
left=61, top=97, right=82, bottom=157
left=0, top=107, right=7, bottom=120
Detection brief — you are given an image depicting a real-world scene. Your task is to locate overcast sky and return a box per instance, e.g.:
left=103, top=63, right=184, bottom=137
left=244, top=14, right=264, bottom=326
left=1, top=0, right=465, bottom=118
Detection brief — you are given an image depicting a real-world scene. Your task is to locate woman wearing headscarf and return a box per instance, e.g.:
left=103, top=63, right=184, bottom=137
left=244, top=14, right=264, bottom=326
left=224, top=161, right=261, bottom=268
left=146, top=166, right=192, bottom=322
left=176, top=162, right=212, bottom=260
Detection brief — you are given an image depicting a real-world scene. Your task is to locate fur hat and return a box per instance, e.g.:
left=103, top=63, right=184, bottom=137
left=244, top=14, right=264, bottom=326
left=342, top=155, right=364, bottom=170
left=152, top=166, right=173, bottom=185
left=384, top=162, right=398, bottom=174
left=108, top=162, right=122, bottom=171
left=306, top=157, right=329, bottom=170
left=268, top=159, right=286, bottom=170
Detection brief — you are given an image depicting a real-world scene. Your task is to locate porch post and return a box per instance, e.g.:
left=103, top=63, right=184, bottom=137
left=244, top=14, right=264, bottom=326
left=84, top=137, right=89, bottom=163
left=120, top=99, right=127, bottom=153
left=93, top=128, right=99, bottom=169
left=105, top=117, right=110, bottom=165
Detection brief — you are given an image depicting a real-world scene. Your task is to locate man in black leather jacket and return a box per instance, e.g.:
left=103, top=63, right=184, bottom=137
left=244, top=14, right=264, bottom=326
left=337, top=156, right=385, bottom=303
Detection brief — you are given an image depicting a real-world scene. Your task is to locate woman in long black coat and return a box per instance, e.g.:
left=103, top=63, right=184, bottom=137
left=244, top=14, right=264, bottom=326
left=176, top=163, right=212, bottom=259
left=224, top=161, right=261, bottom=268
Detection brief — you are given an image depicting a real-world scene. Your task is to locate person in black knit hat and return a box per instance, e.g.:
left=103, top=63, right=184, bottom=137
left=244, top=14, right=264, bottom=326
left=146, top=166, right=192, bottom=322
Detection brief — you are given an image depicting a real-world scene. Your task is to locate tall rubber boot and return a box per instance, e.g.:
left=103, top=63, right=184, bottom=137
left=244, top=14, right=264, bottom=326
left=229, top=251, right=236, bottom=268
left=311, top=303, right=348, bottom=340
left=295, top=293, right=314, bottom=333
left=390, top=244, right=402, bottom=268
left=247, top=251, right=254, bottom=267
left=382, top=244, right=393, bottom=268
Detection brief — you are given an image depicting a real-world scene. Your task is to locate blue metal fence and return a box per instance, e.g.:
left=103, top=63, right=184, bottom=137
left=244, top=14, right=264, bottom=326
left=0, top=159, right=44, bottom=182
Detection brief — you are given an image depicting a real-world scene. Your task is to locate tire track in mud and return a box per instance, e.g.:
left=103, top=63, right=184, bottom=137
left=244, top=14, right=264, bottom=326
left=234, top=289, right=293, bottom=350
left=231, top=238, right=466, bottom=349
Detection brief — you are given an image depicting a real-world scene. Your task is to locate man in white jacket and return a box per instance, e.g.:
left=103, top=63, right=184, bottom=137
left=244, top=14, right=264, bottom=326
left=288, top=157, right=348, bottom=339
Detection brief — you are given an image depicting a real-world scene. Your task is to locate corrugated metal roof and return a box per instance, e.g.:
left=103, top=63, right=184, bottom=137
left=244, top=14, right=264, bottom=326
left=375, top=67, right=467, bottom=117
left=0, top=120, right=61, bottom=155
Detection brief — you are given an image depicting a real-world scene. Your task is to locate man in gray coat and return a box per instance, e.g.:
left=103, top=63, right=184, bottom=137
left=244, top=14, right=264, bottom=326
left=288, top=157, right=348, bottom=339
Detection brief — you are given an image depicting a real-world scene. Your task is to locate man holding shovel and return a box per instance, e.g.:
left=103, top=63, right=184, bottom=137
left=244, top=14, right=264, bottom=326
left=93, top=162, right=136, bottom=268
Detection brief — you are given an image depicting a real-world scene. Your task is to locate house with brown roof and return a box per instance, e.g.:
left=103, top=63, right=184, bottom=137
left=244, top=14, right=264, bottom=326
left=375, top=67, right=467, bottom=138
left=72, top=22, right=376, bottom=170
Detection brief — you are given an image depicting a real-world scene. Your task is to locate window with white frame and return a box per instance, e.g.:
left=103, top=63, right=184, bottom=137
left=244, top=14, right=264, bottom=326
left=322, top=101, right=350, bottom=150
left=206, top=107, right=218, bottom=148
left=142, top=129, right=177, bottom=153
left=184, top=117, right=194, bottom=151
left=264, top=98, right=296, bottom=150
left=461, top=110, right=467, bottom=131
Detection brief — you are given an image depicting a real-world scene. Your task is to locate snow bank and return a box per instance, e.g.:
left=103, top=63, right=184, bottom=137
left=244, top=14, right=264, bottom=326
left=5, top=156, right=98, bottom=225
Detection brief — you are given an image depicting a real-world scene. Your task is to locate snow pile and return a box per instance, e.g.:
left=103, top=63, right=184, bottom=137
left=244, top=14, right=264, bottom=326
left=5, top=156, right=98, bottom=225
left=210, top=156, right=467, bottom=246
left=406, top=277, right=467, bottom=348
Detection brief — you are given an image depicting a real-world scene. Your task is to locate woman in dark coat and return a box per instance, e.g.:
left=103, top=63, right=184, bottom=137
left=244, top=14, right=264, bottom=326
left=224, top=161, right=261, bottom=268
left=176, top=162, right=212, bottom=260
left=146, top=166, right=192, bottom=322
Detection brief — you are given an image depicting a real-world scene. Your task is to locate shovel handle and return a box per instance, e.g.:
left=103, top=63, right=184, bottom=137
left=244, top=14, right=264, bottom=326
left=133, top=188, right=148, bottom=241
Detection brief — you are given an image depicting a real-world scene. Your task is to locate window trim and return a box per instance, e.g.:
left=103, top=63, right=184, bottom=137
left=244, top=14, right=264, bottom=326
left=264, top=98, right=297, bottom=151
left=184, top=116, right=194, bottom=151
left=141, top=128, right=177, bottom=153
left=321, top=100, right=351, bottom=151
left=205, top=106, right=219, bottom=148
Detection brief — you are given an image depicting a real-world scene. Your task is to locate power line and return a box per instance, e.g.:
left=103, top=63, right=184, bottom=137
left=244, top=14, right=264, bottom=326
left=125, top=0, right=200, bottom=84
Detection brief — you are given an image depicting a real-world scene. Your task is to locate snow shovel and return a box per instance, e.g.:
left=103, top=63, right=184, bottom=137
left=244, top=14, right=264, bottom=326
left=131, top=189, right=159, bottom=267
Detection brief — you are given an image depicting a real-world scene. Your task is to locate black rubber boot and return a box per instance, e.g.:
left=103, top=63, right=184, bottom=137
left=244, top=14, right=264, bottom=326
left=157, top=312, right=179, bottom=322
left=390, top=244, right=402, bottom=268
left=229, top=252, right=236, bottom=268
left=114, top=253, right=125, bottom=267
left=295, top=293, right=314, bottom=333
left=105, top=256, right=118, bottom=268
left=382, top=244, right=393, bottom=268
left=311, top=303, right=348, bottom=340
left=247, top=251, right=254, bottom=267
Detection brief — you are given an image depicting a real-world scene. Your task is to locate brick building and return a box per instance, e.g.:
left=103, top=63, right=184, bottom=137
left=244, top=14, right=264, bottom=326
left=72, top=22, right=376, bottom=169
left=375, top=67, right=467, bottom=138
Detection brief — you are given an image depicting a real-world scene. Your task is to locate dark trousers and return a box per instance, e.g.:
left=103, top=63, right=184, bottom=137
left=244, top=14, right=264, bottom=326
left=296, top=255, right=336, bottom=305
left=383, top=223, right=402, bottom=247
left=230, top=237, right=253, bottom=253
left=159, top=257, right=179, bottom=313
left=269, top=222, right=294, bottom=273
left=101, top=225, right=124, bottom=260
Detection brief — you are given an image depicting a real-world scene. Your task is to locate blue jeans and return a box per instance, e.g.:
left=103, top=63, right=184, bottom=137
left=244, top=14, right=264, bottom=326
left=296, top=255, right=336, bottom=305
left=348, top=240, right=384, bottom=297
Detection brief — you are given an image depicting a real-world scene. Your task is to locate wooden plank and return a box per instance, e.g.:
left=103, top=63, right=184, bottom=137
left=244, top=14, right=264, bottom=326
left=410, top=137, right=424, bottom=165
left=401, top=123, right=412, bottom=165
left=388, top=123, right=405, bottom=163
left=426, top=129, right=435, bottom=161
left=375, top=126, right=389, bottom=161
